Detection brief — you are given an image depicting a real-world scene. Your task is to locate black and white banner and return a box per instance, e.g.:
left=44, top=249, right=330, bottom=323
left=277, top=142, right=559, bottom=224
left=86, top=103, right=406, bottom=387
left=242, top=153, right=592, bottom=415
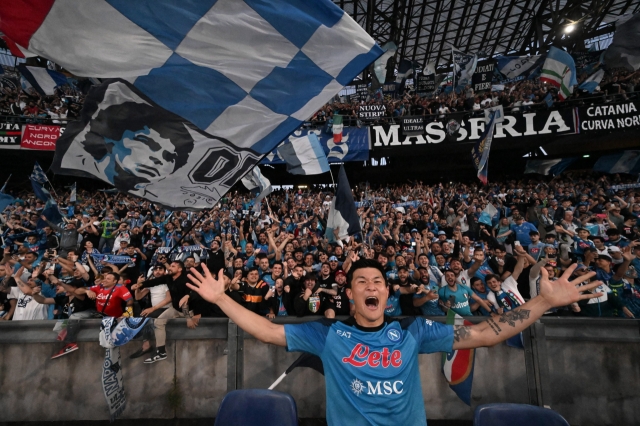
left=0, top=122, right=22, bottom=149
left=355, top=84, right=368, bottom=100
left=372, top=108, right=579, bottom=147
left=578, top=101, right=640, bottom=132
left=471, top=60, right=496, bottom=93
left=51, top=80, right=261, bottom=210
left=401, top=116, right=425, bottom=136
left=452, top=47, right=477, bottom=87
left=416, top=74, right=436, bottom=95
left=358, top=104, right=387, bottom=120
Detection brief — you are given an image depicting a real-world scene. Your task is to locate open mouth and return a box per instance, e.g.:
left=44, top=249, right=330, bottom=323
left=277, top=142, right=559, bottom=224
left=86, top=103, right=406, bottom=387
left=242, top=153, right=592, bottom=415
left=365, top=296, right=379, bottom=310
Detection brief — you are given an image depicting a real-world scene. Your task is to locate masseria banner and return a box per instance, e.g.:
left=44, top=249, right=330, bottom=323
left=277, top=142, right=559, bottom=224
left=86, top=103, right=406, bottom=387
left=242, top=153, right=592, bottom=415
left=372, top=108, right=579, bottom=147
left=260, top=127, right=369, bottom=165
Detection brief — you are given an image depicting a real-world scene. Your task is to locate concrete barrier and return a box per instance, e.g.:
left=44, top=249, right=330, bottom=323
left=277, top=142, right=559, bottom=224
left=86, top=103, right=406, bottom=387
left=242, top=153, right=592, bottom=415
left=0, top=317, right=639, bottom=424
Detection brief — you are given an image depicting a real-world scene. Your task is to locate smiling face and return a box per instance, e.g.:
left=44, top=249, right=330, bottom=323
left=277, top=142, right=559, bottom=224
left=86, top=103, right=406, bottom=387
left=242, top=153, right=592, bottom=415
left=346, top=266, right=388, bottom=327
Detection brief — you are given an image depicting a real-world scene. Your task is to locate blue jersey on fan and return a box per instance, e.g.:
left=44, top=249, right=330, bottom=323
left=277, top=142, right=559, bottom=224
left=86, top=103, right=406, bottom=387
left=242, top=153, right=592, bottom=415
left=285, top=317, right=453, bottom=426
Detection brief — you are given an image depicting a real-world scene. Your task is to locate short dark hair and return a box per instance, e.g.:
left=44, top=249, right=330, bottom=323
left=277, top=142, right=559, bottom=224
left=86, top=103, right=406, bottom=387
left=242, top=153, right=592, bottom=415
left=106, top=272, right=120, bottom=282
left=171, top=261, right=185, bottom=272
left=485, top=273, right=501, bottom=283
left=346, top=259, right=387, bottom=289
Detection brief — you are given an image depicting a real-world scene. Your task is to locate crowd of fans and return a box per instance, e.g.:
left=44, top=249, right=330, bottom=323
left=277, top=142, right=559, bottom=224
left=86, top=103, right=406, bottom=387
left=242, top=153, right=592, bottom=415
left=1, top=63, right=638, bottom=130
left=310, top=69, right=640, bottom=126
left=0, top=68, right=84, bottom=124
left=0, top=170, right=639, bottom=361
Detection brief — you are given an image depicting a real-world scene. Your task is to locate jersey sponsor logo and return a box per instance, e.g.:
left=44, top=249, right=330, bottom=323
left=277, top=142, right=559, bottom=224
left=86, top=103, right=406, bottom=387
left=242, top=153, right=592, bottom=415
left=336, top=329, right=351, bottom=339
left=350, top=378, right=405, bottom=396
left=387, top=328, right=401, bottom=342
left=342, top=343, right=402, bottom=368
left=350, top=378, right=365, bottom=396
left=367, top=380, right=404, bottom=395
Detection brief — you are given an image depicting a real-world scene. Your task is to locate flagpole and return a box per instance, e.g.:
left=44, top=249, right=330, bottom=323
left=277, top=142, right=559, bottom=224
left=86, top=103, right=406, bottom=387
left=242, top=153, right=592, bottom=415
left=267, top=372, right=287, bottom=390
left=329, top=167, right=336, bottom=187
left=0, top=174, right=11, bottom=193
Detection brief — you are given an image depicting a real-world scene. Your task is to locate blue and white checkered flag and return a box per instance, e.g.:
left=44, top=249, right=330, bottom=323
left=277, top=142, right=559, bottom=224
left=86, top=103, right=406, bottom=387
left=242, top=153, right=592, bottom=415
left=4, top=0, right=382, bottom=209
left=30, top=162, right=48, bottom=185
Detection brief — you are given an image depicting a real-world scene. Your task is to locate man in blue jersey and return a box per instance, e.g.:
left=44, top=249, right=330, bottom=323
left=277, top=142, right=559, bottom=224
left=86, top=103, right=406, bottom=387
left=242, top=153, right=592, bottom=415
left=186, top=258, right=603, bottom=426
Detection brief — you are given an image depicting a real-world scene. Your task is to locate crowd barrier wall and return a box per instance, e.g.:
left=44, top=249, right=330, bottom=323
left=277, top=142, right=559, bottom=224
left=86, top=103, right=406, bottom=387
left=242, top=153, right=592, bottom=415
left=0, top=317, right=638, bottom=425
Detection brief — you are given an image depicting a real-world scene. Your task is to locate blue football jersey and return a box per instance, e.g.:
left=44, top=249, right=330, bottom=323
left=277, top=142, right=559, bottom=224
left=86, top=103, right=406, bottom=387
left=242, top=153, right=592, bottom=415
left=285, top=316, right=453, bottom=426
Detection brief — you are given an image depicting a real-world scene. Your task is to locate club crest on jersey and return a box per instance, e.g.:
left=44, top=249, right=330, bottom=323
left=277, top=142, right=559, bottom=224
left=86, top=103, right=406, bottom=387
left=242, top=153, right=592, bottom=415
left=308, top=295, right=321, bottom=313
left=387, top=328, right=401, bottom=342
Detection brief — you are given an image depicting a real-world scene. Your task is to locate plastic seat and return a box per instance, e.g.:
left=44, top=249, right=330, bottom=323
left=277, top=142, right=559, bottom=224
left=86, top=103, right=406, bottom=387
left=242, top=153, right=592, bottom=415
left=474, top=403, right=570, bottom=426
left=214, top=389, right=298, bottom=426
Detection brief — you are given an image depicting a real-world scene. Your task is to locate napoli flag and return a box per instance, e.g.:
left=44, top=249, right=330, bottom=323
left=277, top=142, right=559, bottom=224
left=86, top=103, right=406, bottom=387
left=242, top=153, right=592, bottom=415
left=18, top=65, right=67, bottom=96
left=442, top=310, right=475, bottom=405
left=1, top=0, right=382, bottom=209
left=325, top=165, right=361, bottom=242
left=277, top=133, right=330, bottom=175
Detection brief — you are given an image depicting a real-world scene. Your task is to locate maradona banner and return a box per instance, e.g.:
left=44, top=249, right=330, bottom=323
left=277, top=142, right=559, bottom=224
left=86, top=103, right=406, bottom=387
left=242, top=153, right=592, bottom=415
left=371, top=108, right=579, bottom=147
left=260, top=127, right=370, bottom=165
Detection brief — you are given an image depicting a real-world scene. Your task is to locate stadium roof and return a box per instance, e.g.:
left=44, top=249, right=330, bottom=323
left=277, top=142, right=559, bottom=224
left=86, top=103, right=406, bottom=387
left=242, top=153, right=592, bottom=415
left=335, top=0, right=640, bottom=71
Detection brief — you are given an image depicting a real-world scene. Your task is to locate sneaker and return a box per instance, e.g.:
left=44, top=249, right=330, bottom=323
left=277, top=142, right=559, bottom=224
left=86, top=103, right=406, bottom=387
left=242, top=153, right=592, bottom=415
left=129, top=347, right=153, bottom=359
left=51, top=343, right=79, bottom=359
left=143, top=351, right=167, bottom=364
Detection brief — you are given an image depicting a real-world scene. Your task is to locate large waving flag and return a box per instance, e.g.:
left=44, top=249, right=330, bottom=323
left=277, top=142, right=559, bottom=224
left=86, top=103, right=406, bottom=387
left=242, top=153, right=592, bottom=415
left=277, top=133, right=330, bottom=175
left=495, top=55, right=544, bottom=82
left=325, top=165, right=361, bottom=242
left=1, top=1, right=382, bottom=210
left=17, top=65, right=67, bottom=96
left=604, top=13, right=640, bottom=71
left=593, top=150, right=640, bottom=174
left=540, top=46, right=578, bottom=100
left=524, top=158, right=578, bottom=176
left=442, top=310, right=475, bottom=406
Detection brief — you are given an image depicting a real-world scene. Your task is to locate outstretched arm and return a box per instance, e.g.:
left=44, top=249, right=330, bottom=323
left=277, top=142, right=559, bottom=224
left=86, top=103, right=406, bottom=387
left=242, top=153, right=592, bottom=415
left=453, top=264, right=603, bottom=350
left=187, top=265, right=286, bottom=346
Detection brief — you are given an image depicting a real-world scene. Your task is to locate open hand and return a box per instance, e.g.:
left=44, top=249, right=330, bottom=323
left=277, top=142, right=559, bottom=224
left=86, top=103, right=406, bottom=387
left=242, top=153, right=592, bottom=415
left=538, top=264, right=603, bottom=309
left=187, top=265, right=226, bottom=305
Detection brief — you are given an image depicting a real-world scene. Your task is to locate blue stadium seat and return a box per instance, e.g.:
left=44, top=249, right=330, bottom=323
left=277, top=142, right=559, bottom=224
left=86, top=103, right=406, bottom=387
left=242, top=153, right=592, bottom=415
left=474, top=403, right=570, bottom=426
left=214, top=389, right=298, bottom=426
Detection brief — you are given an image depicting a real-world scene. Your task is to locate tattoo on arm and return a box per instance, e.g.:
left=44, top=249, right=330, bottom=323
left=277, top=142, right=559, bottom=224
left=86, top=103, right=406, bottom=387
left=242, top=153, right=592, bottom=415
left=498, top=309, right=531, bottom=327
left=453, top=325, right=472, bottom=342
left=486, top=318, right=502, bottom=336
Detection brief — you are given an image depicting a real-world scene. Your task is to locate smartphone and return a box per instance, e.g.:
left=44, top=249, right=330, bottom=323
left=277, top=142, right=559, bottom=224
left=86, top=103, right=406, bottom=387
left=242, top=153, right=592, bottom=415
left=448, top=295, right=456, bottom=306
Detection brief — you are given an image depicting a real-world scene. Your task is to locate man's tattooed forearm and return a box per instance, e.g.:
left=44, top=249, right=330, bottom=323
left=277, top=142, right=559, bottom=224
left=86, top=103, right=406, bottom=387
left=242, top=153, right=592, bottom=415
left=486, top=318, right=502, bottom=336
left=498, top=309, right=531, bottom=327
left=453, top=325, right=471, bottom=342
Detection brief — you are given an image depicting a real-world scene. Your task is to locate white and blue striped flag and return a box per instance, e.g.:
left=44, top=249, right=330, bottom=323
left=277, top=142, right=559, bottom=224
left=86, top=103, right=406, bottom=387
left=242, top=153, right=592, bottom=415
left=3, top=0, right=382, bottom=210
left=18, top=65, right=68, bottom=96
left=496, top=55, right=544, bottom=81
left=524, top=158, right=577, bottom=176
left=578, top=69, right=605, bottom=93
left=277, top=133, right=330, bottom=175
left=241, top=166, right=272, bottom=208
left=594, top=151, right=640, bottom=174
